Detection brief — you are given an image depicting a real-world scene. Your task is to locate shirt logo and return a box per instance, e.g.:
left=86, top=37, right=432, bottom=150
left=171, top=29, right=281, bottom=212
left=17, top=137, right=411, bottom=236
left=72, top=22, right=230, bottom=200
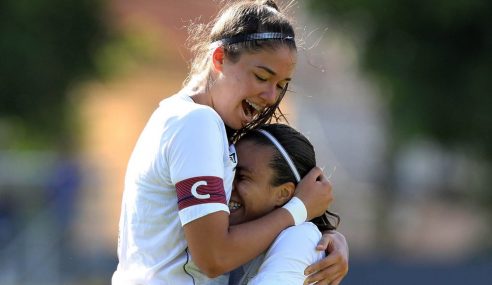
left=229, top=144, right=237, bottom=164
left=229, top=152, right=237, bottom=164
left=191, top=181, right=210, bottom=199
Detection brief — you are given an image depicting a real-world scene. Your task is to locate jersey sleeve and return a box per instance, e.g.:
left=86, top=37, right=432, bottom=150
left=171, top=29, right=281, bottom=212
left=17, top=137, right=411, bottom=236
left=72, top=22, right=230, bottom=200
left=248, top=223, right=324, bottom=285
left=167, top=107, right=229, bottom=226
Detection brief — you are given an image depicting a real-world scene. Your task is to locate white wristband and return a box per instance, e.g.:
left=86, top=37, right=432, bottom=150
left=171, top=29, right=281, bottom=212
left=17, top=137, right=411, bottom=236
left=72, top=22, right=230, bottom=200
left=282, top=197, right=307, bottom=226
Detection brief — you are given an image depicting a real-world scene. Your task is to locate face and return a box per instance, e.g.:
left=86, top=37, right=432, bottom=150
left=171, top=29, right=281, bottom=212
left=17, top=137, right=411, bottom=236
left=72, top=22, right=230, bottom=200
left=212, top=46, right=297, bottom=130
left=228, top=139, right=282, bottom=226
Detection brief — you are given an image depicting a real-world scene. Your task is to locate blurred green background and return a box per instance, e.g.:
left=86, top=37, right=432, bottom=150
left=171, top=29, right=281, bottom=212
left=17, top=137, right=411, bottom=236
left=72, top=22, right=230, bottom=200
left=0, top=0, right=491, bottom=284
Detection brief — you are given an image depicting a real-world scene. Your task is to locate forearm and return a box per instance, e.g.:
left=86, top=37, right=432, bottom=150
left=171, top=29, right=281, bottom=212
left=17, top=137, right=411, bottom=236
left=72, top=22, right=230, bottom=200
left=183, top=208, right=294, bottom=277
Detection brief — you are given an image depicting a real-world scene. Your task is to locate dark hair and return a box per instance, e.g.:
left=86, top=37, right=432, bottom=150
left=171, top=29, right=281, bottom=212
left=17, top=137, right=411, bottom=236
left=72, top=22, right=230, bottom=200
left=186, top=0, right=297, bottom=142
left=239, top=123, right=340, bottom=231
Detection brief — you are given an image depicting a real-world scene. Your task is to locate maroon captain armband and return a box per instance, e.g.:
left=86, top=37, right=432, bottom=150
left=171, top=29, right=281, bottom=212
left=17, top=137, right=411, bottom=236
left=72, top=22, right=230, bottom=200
left=176, top=176, right=226, bottom=210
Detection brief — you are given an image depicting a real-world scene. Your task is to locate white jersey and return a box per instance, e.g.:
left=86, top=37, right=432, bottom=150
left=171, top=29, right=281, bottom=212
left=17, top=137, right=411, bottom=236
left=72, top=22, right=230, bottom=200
left=230, top=222, right=324, bottom=285
left=113, top=92, right=237, bottom=285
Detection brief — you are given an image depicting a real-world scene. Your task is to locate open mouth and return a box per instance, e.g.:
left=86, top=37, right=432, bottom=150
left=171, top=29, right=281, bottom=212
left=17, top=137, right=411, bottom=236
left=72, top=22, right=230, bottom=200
left=228, top=200, right=243, bottom=212
left=242, top=99, right=262, bottom=121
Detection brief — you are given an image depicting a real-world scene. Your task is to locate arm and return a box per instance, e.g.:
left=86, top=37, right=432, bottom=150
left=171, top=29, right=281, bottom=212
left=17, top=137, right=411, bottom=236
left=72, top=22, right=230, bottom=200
left=247, top=222, right=324, bottom=285
left=184, top=207, right=292, bottom=277
left=304, top=230, right=349, bottom=285
left=171, top=110, right=332, bottom=277
left=184, top=167, right=331, bottom=277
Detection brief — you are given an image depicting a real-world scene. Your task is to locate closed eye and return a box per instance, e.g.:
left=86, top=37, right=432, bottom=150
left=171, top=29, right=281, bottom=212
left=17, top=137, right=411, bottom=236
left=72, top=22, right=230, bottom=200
left=235, top=171, right=250, bottom=182
left=255, top=74, right=267, bottom=82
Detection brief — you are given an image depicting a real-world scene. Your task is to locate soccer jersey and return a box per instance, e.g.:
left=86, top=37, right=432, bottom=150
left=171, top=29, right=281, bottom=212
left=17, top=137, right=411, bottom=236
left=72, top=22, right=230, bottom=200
left=230, top=222, right=324, bottom=285
left=112, top=92, right=236, bottom=285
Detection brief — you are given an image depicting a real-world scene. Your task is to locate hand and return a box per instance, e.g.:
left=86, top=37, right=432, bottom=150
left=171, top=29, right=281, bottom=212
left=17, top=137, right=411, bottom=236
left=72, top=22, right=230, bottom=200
left=304, top=231, right=349, bottom=285
left=294, top=166, right=333, bottom=220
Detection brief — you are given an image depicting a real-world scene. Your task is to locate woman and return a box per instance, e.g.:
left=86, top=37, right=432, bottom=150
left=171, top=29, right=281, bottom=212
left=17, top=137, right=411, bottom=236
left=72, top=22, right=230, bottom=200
left=112, top=1, right=347, bottom=284
left=228, top=123, right=342, bottom=284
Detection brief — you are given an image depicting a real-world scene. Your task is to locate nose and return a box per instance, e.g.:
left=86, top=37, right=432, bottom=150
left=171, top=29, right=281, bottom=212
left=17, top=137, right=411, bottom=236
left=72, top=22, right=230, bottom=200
left=261, top=84, right=278, bottom=106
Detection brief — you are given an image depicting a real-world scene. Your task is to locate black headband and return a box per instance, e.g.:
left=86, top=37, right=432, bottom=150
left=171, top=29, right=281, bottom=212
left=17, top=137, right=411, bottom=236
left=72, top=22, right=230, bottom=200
left=212, top=32, right=295, bottom=46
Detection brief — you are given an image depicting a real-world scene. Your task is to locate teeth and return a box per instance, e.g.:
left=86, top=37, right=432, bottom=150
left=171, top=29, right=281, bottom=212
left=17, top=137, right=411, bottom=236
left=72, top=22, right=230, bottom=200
left=228, top=200, right=242, bottom=211
left=245, top=100, right=262, bottom=112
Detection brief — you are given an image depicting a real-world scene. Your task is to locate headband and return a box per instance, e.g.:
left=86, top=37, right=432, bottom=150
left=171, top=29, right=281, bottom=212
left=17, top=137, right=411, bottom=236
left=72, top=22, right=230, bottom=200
left=212, top=32, right=295, bottom=47
left=258, top=129, right=301, bottom=183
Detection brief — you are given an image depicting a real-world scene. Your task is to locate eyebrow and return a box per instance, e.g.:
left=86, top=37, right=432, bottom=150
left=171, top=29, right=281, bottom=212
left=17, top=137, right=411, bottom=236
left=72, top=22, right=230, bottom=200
left=256, top=65, right=292, bottom=82
left=235, top=166, right=247, bottom=173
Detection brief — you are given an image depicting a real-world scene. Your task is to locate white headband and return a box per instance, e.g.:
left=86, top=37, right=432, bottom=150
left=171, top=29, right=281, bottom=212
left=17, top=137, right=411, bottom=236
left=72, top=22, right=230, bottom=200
left=258, top=129, right=301, bottom=183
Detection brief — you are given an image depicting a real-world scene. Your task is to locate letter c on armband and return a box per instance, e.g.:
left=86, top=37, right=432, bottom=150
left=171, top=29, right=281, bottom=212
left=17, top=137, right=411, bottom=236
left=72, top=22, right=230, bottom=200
left=191, top=181, right=210, bottom=199
left=176, top=176, right=226, bottom=210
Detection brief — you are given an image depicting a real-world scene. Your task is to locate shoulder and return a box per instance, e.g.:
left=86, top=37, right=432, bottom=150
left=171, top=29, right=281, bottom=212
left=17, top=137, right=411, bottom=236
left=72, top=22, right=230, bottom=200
left=266, top=222, right=323, bottom=263
left=274, top=222, right=322, bottom=246
left=265, top=223, right=323, bottom=271
left=153, top=93, right=225, bottom=145
left=247, top=223, right=324, bottom=285
left=159, top=93, right=222, bottom=125
left=266, top=222, right=322, bottom=260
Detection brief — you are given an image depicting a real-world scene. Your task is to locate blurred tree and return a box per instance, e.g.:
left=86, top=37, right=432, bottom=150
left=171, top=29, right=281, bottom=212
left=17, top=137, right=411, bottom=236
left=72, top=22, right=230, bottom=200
left=306, top=1, right=492, bottom=249
left=306, top=0, right=492, bottom=159
left=0, top=0, right=108, bottom=147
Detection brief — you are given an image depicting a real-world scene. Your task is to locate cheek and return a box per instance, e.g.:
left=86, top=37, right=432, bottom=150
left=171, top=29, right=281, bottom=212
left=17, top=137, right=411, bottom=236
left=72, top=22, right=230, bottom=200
left=227, top=72, right=244, bottom=91
left=243, top=189, right=274, bottom=216
left=234, top=74, right=255, bottom=95
left=239, top=186, right=260, bottom=208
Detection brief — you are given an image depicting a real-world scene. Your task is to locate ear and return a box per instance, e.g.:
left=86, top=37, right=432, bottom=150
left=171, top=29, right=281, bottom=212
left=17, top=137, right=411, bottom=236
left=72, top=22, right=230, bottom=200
left=211, top=46, right=225, bottom=72
left=273, top=182, right=296, bottom=207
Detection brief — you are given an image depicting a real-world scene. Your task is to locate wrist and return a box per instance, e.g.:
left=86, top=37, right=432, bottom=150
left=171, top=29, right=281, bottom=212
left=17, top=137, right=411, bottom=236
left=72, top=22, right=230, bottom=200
left=282, top=197, right=307, bottom=226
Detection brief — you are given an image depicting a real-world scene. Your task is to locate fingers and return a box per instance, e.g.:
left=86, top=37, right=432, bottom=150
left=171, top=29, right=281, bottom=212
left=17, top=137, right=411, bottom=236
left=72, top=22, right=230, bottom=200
left=331, top=277, right=343, bottom=285
left=325, top=231, right=349, bottom=261
left=299, top=166, right=331, bottom=190
left=307, top=167, right=330, bottom=185
left=305, top=249, right=349, bottom=285
left=316, top=170, right=329, bottom=183
left=316, top=233, right=333, bottom=252
left=305, top=166, right=334, bottom=182
left=304, top=166, right=323, bottom=181
left=304, top=266, right=343, bottom=285
left=304, top=253, right=338, bottom=276
left=295, top=166, right=333, bottom=219
left=315, top=233, right=332, bottom=251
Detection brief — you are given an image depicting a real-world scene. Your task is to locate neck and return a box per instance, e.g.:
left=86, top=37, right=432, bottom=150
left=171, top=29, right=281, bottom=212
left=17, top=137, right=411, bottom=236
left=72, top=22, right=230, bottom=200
left=185, top=74, right=215, bottom=107
left=225, top=125, right=236, bottom=143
